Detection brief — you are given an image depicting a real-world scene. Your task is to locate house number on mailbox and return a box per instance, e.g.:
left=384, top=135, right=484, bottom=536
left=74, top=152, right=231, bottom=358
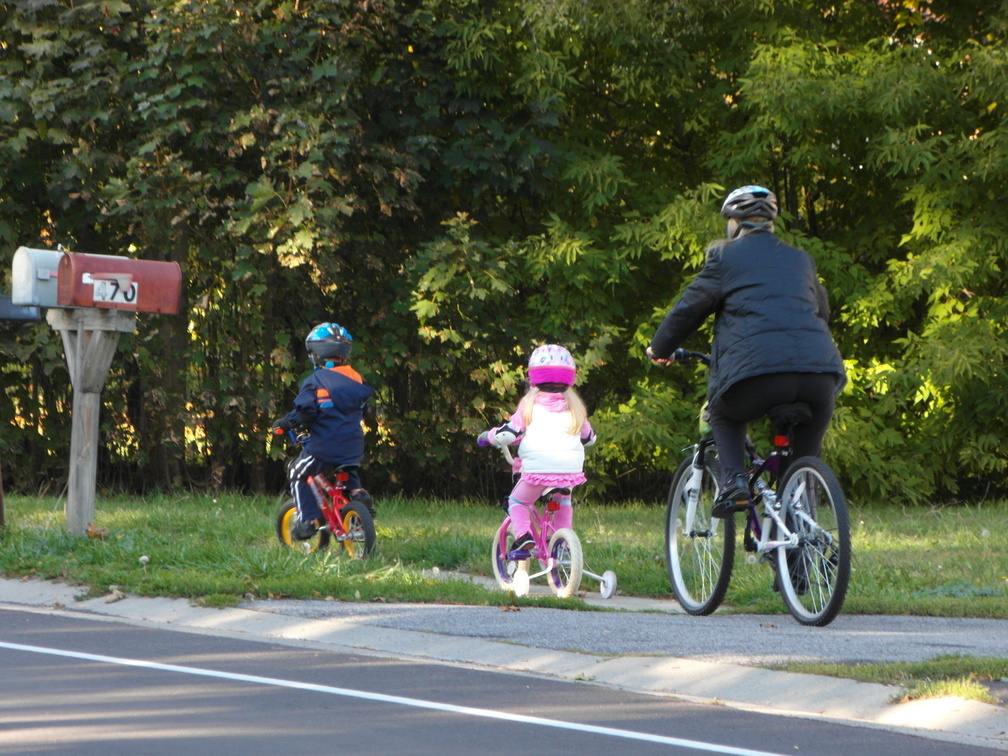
left=83, top=272, right=138, bottom=305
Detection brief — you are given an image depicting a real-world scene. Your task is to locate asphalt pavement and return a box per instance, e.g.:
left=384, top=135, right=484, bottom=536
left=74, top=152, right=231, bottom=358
left=2, top=574, right=1006, bottom=752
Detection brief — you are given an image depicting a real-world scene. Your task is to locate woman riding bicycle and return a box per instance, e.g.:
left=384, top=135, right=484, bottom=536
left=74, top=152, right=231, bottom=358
left=646, top=185, right=846, bottom=518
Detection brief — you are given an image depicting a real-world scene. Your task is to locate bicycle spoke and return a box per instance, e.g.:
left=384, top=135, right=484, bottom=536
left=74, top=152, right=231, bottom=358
left=776, top=458, right=850, bottom=627
left=665, top=453, right=734, bottom=615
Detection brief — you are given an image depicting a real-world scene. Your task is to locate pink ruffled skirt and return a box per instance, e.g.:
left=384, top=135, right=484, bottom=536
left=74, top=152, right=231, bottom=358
left=520, top=472, right=586, bottom=487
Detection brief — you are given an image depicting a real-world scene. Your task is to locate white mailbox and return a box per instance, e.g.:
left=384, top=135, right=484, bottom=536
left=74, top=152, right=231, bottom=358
left=11, top=247, right=64, bottom=307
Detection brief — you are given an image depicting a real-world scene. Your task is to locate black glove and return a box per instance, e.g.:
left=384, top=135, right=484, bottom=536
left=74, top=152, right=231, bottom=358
left=271, top=417, right=293, bottom=434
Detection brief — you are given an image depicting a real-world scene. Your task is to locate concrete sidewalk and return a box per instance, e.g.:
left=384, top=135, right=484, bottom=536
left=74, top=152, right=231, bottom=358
left=1, top=576, right=1006, bottom=752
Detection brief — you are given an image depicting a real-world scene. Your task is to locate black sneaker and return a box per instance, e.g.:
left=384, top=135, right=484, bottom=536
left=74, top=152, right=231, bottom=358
left=291, top=518, right=319, bottom=541
left=350, top=489, right=375, bottom=517
left=711, top=474, right=751, bottom=518
left=510, top=532, right=534, bottom=553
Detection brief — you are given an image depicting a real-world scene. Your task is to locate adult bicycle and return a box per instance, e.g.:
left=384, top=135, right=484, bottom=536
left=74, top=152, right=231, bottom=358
left=663, top=350, right=851, bottom=626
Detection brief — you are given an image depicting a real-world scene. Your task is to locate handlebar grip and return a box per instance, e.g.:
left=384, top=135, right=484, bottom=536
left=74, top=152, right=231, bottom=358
left=477, top=431, right=491, bottom=447
left=672, top=348, right=711, bottom=365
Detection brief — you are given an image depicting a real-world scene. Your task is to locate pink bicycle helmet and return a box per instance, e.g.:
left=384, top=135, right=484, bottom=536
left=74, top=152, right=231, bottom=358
left=527, top=344, right=576, bottom=386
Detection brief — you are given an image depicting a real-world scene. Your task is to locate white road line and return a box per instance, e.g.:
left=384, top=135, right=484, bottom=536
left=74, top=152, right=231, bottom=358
left=1, top=640, right=787, bottom=756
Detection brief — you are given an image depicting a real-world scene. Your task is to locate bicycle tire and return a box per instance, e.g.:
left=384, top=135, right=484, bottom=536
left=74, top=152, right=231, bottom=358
left=276, top=499, right=330, bottom=553
left=547, top=528, right=583, bottom=598
left=774, top=456, right=851, bottom=627
left=490, top=519, right=521, bottom=592
left=665, top=452, right=735, bottom=615
left=339, top=501, right=376, bottom=559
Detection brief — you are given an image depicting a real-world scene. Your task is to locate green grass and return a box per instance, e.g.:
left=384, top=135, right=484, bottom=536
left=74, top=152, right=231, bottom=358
left=1, top=493, right=1006, bottom=616
left=768, top=654, right=1008, bottom=705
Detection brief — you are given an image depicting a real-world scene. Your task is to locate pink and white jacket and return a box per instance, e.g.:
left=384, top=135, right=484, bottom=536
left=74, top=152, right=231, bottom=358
left=492, top=392, right=595, bottom=486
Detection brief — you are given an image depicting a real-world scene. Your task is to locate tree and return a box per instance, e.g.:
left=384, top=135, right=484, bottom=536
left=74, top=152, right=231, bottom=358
left=1, top=0, right=1006, bottom=504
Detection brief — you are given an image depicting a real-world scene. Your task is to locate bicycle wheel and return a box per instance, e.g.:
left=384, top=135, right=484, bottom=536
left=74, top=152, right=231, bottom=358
left=775, top=456, right=851, bottom=627
left=276, top=499, right=330, bottom=553
left=339, top=501, right=376, bottom=559
left=665, top=453, right=735, bottom=615
left=547, top=528, right=583, bottom=598
left=491, top=519, right=521, bottom=592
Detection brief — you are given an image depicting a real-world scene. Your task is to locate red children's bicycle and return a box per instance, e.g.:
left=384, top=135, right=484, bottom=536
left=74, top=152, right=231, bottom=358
left=274, top=430, right=376, bottom=558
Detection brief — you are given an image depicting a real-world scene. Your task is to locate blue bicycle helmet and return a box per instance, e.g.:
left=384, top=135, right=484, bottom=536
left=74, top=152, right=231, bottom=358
left=306, top=322, right=353, bottom=368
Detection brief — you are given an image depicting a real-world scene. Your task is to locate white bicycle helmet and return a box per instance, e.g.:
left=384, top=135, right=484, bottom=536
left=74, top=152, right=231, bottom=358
left=721, top=185, right=777, bottom=238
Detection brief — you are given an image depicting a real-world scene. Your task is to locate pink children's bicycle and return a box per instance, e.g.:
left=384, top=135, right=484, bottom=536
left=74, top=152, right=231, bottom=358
left=480, top=435, right=617, bottom=599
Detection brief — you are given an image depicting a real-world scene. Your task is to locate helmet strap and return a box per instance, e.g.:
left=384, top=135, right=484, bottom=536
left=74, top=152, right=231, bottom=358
left=535, top=382, right=568, bottom=393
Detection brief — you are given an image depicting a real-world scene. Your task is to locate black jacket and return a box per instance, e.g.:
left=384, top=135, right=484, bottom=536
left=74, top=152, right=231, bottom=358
left=650, top=230, right=846, bottom=405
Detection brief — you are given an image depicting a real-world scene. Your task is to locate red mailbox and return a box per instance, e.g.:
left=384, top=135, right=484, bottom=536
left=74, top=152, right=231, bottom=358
left=57, top=253, right=182, bottom=314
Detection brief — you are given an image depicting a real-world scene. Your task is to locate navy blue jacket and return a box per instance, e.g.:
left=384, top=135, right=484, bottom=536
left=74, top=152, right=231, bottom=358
left=650, top=230, right=846, bottom=405
left=283, top=365, right=374, bottom=465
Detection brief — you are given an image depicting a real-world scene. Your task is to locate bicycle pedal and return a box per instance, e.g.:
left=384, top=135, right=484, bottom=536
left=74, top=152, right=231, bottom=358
left=711, top=499, right=753, bottom=518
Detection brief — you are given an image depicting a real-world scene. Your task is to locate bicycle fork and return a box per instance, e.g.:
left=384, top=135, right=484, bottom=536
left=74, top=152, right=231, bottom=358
left=682, top=444, right=708, bottom=534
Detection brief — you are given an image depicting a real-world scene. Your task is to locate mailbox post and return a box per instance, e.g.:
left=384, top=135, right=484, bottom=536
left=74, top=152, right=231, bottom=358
left=47, top=308, right=137, bottom=534
left=9, top=248, right=181, bottom=536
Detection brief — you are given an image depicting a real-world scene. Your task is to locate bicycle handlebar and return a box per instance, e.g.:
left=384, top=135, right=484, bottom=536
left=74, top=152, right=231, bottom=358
left=478, top=431, right=517, bottom=466
left=673, top=348, right=711, bottom=367
left=500, top=444, right=516, bottom=466
left=271, top=427, right=309, bottom=446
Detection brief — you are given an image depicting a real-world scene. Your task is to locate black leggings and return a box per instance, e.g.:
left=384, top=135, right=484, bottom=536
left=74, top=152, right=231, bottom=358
left=708, top=372, right=838, bottom=486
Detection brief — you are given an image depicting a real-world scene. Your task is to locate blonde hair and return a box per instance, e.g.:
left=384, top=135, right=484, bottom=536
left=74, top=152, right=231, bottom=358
left=518, top=386, right=588, bottom=434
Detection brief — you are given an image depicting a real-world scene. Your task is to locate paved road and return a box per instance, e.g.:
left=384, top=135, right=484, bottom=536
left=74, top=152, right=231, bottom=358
left=11, top=608, right=1004, bottom=756
left=2, top=577, right=1007, bottom=752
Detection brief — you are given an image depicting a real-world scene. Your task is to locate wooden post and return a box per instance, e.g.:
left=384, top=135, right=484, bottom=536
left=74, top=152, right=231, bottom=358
left=47, top=308, right=136, bottom=535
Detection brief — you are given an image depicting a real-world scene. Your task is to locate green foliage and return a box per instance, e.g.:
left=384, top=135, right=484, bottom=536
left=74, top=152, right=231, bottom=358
left=1, top=1, right=1008, bottom=503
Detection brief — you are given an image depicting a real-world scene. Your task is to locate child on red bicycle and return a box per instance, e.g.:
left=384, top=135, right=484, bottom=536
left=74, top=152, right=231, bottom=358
left=481, top=345, right=596, bottom=551
left=272, top=322, right=374, bottom=540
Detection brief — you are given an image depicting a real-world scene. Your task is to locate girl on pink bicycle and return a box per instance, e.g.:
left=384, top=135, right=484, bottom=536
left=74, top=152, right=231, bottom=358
left=480, top=344, right=596, bottom=552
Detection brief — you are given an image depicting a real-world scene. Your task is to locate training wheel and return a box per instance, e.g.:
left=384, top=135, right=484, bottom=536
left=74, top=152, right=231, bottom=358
left=512, top=567, right=530, bottom=597
left=599, top=570, right=617, bottom=599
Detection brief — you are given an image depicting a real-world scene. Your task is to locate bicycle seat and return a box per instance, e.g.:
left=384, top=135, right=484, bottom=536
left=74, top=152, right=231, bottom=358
left=766, top=402, right=812, bottom=434
left=317, top=463, right=359, bottom=479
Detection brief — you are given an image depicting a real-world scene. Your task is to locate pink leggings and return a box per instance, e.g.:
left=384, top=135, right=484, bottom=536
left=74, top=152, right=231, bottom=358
left=507, top=479, right=573, bottom=536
